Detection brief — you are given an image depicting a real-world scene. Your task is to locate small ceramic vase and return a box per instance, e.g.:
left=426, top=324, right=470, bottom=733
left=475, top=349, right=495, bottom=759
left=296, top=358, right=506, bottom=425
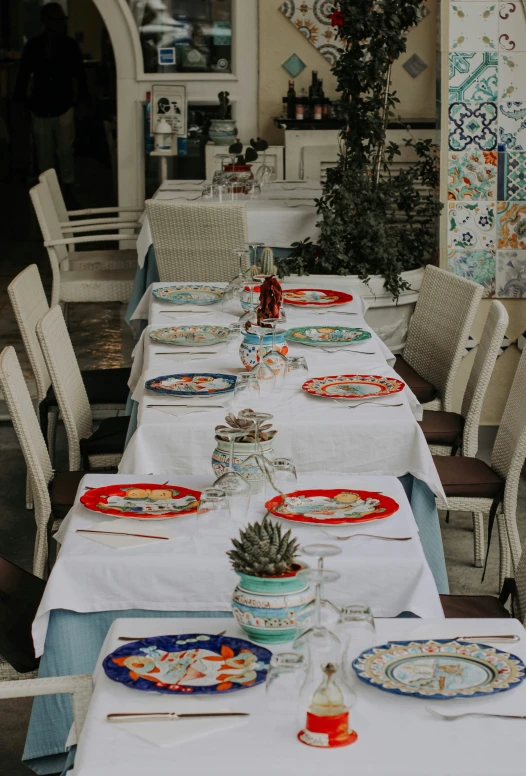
left=239, top=330, right=288, bottom=369
left=209, top=119, right=238, bottom=145
left=211, top=437, right=274, bottom=488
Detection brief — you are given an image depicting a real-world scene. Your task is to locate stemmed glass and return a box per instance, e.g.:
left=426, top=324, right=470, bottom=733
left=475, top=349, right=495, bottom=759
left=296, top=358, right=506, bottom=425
left=335, top=605, right=377, bottom=688
left=285, top=356, right=309, bottom=390
left=233, top=372, right=260, bottom=411
left=196, top=487, right=231, bottom=539
left=213, top=425, right=255, bottom=523
left=248, top=324, right=277, bottom=396
left=225, top=322, right=243, bottom=354
left=256, top=153, right=276, bottom=186
left=226, top=249, right=252, bottom=298
left=238, top=409, right=274, bottom=487
left=266, top=652, right=307, bottom=719
left=248, top=241, right=265, bottom=270
left=239, top=282, right=259, bottom=326
left=262, top=317, right=288, bottom=384
left=264, top=457, right=297, bottom=498
left=300, top=544, right=343, bottom=629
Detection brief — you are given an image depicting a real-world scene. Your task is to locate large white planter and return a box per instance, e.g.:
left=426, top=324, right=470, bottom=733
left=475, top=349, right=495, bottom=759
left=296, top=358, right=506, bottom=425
left=284, top=267, right=424, bottom=354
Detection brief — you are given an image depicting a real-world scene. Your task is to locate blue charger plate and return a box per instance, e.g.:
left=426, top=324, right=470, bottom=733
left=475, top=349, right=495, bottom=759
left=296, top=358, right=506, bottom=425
left=145, top=372, right=236, bottom=396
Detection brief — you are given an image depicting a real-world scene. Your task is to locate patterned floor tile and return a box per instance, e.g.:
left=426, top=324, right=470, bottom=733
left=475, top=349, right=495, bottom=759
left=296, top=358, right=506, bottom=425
left=499, top=52, right=526, bottom=99
left=499, top=2, right=526, bottom=52
left=448, top=201, right=496, bottom=249
left=449, top=51, right=498, bottom=101
left=496, top=250, right=526, bottom=296
left=450, top=3, right=498, bottom=52
left=449, top=101, right=498, bottom=150
left=497, top=201, right=526, bottom=249
left=498, top=151, right=526, bottom=198
left=498, top=101, right=526, bottom=150
left=448, top=150, right=498, bottom=199
left=448, top=249, right=496, bottom=297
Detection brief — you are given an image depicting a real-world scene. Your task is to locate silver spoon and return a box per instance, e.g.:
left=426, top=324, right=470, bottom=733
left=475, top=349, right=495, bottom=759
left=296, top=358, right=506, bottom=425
left=426, top=706, right=526, bottom=721
left=321, top=530, right=412, bottom=542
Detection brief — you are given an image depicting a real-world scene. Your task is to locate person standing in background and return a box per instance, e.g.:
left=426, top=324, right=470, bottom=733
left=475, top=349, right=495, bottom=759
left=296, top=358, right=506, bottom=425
left=14, top=2, right=88, bottom=197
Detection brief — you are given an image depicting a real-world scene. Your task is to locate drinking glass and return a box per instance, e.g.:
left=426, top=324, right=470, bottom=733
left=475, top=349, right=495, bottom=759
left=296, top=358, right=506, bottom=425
left=335, top=605, right=377, bottom=686
left=238, top=282, right=259, bottom=326
left=265, top=457, right=297, bottom=498
left=256, top=153, right=276, bottom=186
left=245, top=180, right=261, bottom=198
left=250, top=324, right=277, bottom=397
left=248, top=241, right=265, bottom=269
left=196, top=488, right=231, bottom=538
left=238, top=409, right=275, bottom=487
left=266, top=652, right=306, bottom=719
left=214, top=181, right=232, bottom=203
left=213, top=426, right=254, bottom=523
left=301, top=544, right=343, bottom=630
left=201, top=183, right=215, bottom=199
left=233, top=372, right=260, bottom=411
left=262, top=317, right=288, bottom=385
left=225, top=322, right=243, bottom=354
left=226, top=249, right=251, bottom=297
left=285, top=356, right=309, bottom=390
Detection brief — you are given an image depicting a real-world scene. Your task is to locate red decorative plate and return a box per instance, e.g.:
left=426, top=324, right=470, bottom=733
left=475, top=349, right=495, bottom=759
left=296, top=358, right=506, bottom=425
left=302, top=374, right=405, bottom=400
left=283, top=288, right=353, bottom=307
left=80, top=483, right=201, bottom=520
left=265, top=488, right=399, bottom=525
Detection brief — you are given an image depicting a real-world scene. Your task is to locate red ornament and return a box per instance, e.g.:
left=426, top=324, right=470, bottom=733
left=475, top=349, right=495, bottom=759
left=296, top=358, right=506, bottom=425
left=330, top=10, right=345, bottom=26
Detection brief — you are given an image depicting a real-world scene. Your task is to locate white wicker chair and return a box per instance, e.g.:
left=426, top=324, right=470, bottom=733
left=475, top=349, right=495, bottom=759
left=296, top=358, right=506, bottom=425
left=146, top=199, right=249, bottom=282
left=396, top=265, right=483, bottom=411
left=36, top=306, right=128, bottom=472
left=435, top=346, right=526, bottom=585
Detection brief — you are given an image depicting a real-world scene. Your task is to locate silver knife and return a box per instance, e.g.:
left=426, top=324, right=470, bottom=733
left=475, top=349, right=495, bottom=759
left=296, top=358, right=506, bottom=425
left=146, top=404, right=225, bottom=408
left=107, top=712, right=249, bottom=722
left=453, top=634, right=520, bottom=642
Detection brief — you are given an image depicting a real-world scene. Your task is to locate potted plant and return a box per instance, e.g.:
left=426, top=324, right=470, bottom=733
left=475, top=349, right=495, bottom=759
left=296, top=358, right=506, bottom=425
left=277, top=0, right=442, bottom=354
left=212, top=411, right=277, bottom=487
left=209, top=91, right=237, bottom=145
left=228, top=517, right=314, bottom=644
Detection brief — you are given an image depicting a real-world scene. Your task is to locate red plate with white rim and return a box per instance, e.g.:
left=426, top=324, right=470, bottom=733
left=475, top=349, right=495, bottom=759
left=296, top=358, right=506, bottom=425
left=80, top=483, right=201, bottom=520
left=265, top=488, right=399, bottom=525
left=302, top=374, right=405, bottom=400
left=282, top=288, right=353, bottom=307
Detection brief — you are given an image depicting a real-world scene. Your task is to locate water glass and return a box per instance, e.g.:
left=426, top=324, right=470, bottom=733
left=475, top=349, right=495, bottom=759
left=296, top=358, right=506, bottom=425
left=233, top=372, right=260, bottom=411
left=201, top=183, right=215, bottom=199
left=196, top=488, right=231, bottom=538
left=245, top=180, right=261, bottom=198
left=335, top=604, right=377, bottom=686
left=265, top=652, right=306, bottom=719
left=285, top=356, right=309, bottom=389
left=225, top=323, right=243, bottom=353
left=266, top=457, right=297, bottom=498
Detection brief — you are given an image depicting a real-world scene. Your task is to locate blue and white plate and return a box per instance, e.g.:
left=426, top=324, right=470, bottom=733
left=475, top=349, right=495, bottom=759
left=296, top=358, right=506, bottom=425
left=353, top=639, right=526, bottom=700
left=103, top=633, right=272, bottom=695
left=149, top=325, right=229, bottom=347
left=153, top=285, right=224, bottom=305
left=145, top=372, right=236, bottom=396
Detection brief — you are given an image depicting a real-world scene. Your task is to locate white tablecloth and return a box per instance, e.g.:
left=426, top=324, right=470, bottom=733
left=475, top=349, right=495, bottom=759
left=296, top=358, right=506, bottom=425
left=73, top=616, right=526, bottom=776
left=32, top=472, right=443, bottom=657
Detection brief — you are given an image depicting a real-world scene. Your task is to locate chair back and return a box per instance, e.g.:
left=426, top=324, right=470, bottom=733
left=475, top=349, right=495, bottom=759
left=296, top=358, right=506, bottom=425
left=514, top=549, right=526, bottom=624
left=37, top=306, right=93, bottom=471
left=461, top=301, right=508, bottom=457
left=39, top=168, right=68, bottom=224
left=29, top=183, right=66, bottom=307
left=146, top=199, right=249, bottom=282
left=0, top=555, right=45, bottom=673
left=8, top=265, right=51, bottom=403
left=404, top=265, right=483, bottom=411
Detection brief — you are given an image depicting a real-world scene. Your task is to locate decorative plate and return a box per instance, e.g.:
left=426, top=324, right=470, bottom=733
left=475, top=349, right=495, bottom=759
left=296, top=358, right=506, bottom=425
left=282, top=288, right=353, bottom=307
left=145, top=373, right=236, bottom=396
left=285, top=326, right=372, bottom=348
left=265, top=488, right=399, bottom=525
left=103, top=633, right=272, bottom=695
left=80, top=483, right=201, bottom=520
left=302, top=374, right=405, bottom=400
left=149, top=326, right=229, bottom=347
left=152, top=284, right=223, bottom=305
left=353, top=640, right=526, bottom=700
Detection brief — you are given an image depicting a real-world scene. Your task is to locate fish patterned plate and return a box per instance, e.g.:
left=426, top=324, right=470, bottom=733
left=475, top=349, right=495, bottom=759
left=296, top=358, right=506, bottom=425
left=80, top=483, right=201, bottom=520
left=302, top=374, right=405, bottom=399
left=266, top=488, right=399, bottom=525
left=353, top=640, right=526, bottom=700
left=285, top=326, right=372, bottom=347
left=282, top=288, right=353, bottom=307
left=145, top=373, right=236, bottom=396
left=149, top=326, right=229, bottom=347
left=152, top=285, right=224, bottom=305
left=103, top=634, right=272, bottom=695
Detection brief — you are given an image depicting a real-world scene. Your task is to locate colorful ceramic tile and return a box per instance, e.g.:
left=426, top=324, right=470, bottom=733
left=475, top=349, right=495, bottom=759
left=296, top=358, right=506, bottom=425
left=496, top=250, right=526, bottom=296
left=497, top=200, right=526, bottom=248
left=448, top=150, right=498, bottom=199
left=449, top=102, right=498, bottom=150
left=450, top=3, right=498, bottom=52
left=448, top=249, right=496, bottom=296
left=282, top=53, right=306, bottom=78
left=499, top=151, right=526, bottom=198
left=449, top=52, right=498, bottom=102
left=499, top=2, right=526, bottom=51
left=448, top=201, right=496, bottom=249
left=498, top=101, right=526, bottom=149
left=499, top=52, right=526, bottom=99
left=279, top=1, right=343, bottom=66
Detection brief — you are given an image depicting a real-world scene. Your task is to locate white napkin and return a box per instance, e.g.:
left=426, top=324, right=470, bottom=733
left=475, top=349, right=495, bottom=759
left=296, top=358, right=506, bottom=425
left=107, top=701, right=248, bottom=748
left=76, top=519, right=179, bottom=549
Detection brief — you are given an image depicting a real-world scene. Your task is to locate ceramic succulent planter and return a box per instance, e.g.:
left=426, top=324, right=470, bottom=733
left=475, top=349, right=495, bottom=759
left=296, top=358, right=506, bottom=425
left=232, top=563, right=314, bottom=644
left=239, top=330, right=288, bottom=370
left=211, top=437, right=275, bottom=488
left=209, top=119, right=238, bottom=145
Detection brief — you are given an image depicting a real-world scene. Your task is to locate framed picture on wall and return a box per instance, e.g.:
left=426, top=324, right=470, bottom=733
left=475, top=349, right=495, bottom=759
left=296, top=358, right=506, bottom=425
left=151, top=84, right=187, bottom=136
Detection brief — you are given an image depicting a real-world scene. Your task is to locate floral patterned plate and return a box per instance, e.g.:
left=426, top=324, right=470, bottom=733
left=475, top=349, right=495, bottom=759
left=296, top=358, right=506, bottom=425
left=265, top=488, right=399, bottom=525
left=152, top=285, right=224, bottom=305
left=80, top=483, right=201, bottom=520
left=353, top=640, right=526, bottom=700
left=302, top=374, right=405, bottom=399
left=145, top=373, right=236, bottom=396
left=103, top=633, right=272, bottom=695
left=285, top=326, right=372, bottom=347
left=282, top=288, right=353, bottom=306
left=149, top=326, right=229, bottom=347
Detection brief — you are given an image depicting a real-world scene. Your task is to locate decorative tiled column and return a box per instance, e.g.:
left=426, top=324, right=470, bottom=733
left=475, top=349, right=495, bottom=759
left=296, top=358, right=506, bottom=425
left=444, top=1, right=526, bottom=298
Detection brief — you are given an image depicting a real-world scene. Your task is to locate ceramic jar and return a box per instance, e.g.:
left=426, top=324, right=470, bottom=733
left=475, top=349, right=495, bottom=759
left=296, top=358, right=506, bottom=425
left=209, top=119, right=238, bottom=145
left=232, top=564, right=314, bottom=644
left=212, top=437, right=274, bottom=488
left=239, top=330, right=288, bottom=370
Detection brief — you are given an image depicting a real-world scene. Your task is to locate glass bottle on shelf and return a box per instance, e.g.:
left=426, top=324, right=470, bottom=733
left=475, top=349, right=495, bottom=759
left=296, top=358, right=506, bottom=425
left=287, top=80, right=296, bottom=119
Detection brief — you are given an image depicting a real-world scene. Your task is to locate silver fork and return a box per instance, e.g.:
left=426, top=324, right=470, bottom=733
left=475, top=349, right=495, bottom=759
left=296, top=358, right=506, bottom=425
left=321, top=530, right=412, bottom=542
left=321, top=348, right=375, bottom=355
left=312, top=311, right=358, bottom=316
left=426, top=706, right=526, bottom=721
left=332, top=400, right=403, bottom=409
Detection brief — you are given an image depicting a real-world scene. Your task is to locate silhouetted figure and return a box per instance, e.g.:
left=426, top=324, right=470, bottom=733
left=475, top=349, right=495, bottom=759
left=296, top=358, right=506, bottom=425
left=14, top=3, right=88, bottom=189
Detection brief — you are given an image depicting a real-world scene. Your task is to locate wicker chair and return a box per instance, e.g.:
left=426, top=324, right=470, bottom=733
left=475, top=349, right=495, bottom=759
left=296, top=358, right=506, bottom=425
left=394, top=265, right=483, bottom=411
left=36, top=306, right=129, bottom=472
left=434, top=346, right=526, bottom=584
left=146, top=199, right=249, bottom=282
left=419, top=301, right=509, bottom=457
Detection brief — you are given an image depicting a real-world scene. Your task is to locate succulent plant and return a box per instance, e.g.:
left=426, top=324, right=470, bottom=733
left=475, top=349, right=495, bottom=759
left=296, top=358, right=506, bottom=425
left=260, top=247, right=276, bottom=275
left=227, top=516, right=300, bottom=577
left=215, top=412, right=277, bottom=444
left=228, top=140, right=258, bottom=165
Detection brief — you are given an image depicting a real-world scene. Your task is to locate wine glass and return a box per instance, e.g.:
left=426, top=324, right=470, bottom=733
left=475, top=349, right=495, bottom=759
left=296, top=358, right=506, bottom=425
left=225, top=322, right=243, bottom=354
left=226, top=249, right=252, bottom=297
left=265, top=457, right=297, bottom=498
left=301, top=544, right=343, bottom=629
left=233, top=372, right=260, bottom=411
left=262, top=317, right=288, bottom=385
left=248, top=241, right=265, bottom=269
left=249, top=324, right=276, bottom=397
left=238, top=409, right=275, bottom=487
left=256, top=153, right=276, bottom=187
left=213, top=426, right=255, bottom=523
left=239, top=282, right=259, bottom=326
left=196, top=488, right=231, bottom=538
left=335, top=605, right=377, bottom=687
left=285, top=356, right=309, bottom=390
left=245, top=180, right=261, bottom=198
left=266, top=652, right=307, bottom=719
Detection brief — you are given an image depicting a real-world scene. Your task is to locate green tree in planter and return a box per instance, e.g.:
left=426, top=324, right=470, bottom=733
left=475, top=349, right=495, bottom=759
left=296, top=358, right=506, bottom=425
left=283, top=0, right=442, bottom=298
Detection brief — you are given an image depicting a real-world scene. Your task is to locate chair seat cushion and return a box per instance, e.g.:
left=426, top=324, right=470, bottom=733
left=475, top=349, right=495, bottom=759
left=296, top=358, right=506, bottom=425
left=0, top=556, right=45, bottom=672
left=49, top=471, right=86, bottom=519
left=46, top=367, right=130, bottom=408
left=433, top=455, right=504, bottom=499
left=418, top=410, right=464, bottom=446
left=440, top=594, right=510, bottom=618
left=394, top=356, right=437, bottom=404
left=80, top=414, right=129, bottom=456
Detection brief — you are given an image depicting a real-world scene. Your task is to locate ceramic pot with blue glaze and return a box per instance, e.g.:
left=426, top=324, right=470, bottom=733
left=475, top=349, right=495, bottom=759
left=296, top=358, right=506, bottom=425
left=209, top=119, right=238, bottom=145
left=232, top=563, right=314, bottom=644
left=212, top=437, right=275, bottom=492
left=239, top=330, right=288, bottom=370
